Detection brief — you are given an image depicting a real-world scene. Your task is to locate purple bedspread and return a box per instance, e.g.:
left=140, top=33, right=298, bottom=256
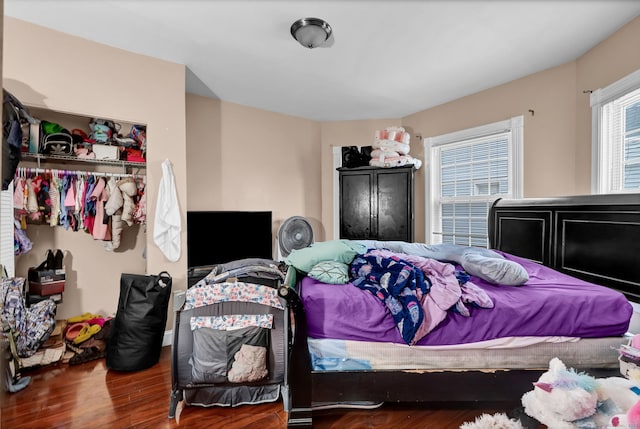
left=300, top=252, right=633, bottom=346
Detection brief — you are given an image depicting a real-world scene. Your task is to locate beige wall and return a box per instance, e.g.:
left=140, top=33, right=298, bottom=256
left=186, top=94, right=222, bottom=210
left=4, top=17, right=188, bottom=321
left=319, top=119, right=400, bottom=240
left=315, top=59, right=586, bottom=243
left=575, top=16, right=640, bottom=194
left=402, top=62, right=579, bottom=241
left=186, top=94, right=323, bottom=244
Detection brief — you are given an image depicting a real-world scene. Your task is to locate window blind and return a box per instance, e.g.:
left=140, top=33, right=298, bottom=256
left=602, top=89, right=640, bottom=191
left=591, top=68, right=640, bottom=194
left=426, top=116, right=522, bottom=248
left=623, top=98, right=640, bottom=189
left=437, top=134, right=511, bottom=246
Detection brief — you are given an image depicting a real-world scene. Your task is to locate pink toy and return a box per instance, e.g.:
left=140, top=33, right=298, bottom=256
left=609, top=399, right=640, bottom=428
left=631, top=334, right=640, bottom=350
left=631, top=400, right=640, bottom=425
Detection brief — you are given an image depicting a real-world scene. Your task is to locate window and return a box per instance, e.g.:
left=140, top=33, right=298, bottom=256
left=591, top=69, right=640, bottom=194
left=424, top=116, right=523, bottom=247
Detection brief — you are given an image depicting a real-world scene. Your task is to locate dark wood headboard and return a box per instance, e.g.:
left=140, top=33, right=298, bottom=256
left=489, top=193, right=640, bottom=301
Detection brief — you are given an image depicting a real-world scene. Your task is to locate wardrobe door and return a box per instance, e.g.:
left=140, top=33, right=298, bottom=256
left=375, top=167, right=414, bottom=242
left=339, top=169, right=373, bottom=240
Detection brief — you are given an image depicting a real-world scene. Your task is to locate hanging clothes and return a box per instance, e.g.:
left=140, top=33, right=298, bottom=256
left=32, top=175, right=51, bottom=224
left=133, top=178, right=146, bottom=225
left=12, top=167, right=144, bottom=251
left=14, top=219, right=32, bottom=256
left=104, top=177, right=122, bottom=251
left=118, top=177, right=138, bottom=226
left=83, top=174, right=97, bottom=234
left=60, top=175, right=72, bottom=230
left=25, top=178, right=38, bottom=214
left=2, top=89, right=34, bottom=191
left=49, top=174, right=61, bottom=227
left=12, top=177, right=24, bottom=212
left=74, top=175, right=85, bottom=231
left=90, top=177, right=111, bottom=241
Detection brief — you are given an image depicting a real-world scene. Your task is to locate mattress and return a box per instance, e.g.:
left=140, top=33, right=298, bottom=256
left=299, top=252, right=633, bottom=346
left=308, top=336, right=628, bottom=371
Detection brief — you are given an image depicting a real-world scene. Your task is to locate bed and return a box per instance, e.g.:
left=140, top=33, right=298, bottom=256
left=279, top=192, right=640, bottom=428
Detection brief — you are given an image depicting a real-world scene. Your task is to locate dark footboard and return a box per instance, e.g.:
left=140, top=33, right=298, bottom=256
left=278, top=285, right=313, bottom=427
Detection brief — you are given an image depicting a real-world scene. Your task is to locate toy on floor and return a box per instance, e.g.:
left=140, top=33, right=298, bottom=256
left=521, top=358, right=640, bottom=429
left=459, top=412, right=524, bottom=429
left=608, top=399, right=640, bottom=428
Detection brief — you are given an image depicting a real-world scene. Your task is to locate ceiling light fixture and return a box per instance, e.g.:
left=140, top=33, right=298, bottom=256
left=290, top=17, right=332, bottom=49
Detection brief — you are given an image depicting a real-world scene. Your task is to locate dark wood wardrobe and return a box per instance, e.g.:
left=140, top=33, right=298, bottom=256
left=338, top=165, right=414, bottom=242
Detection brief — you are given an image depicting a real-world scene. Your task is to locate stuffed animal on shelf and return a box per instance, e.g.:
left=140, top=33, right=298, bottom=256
left=522, top=358, right=640, bottom=429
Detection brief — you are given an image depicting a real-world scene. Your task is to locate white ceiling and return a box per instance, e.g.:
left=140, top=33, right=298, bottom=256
left=5, top=1, right=640, bottom=122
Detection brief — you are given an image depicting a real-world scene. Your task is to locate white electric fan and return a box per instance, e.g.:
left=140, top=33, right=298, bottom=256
left=276, top=216, right=314, bottom=261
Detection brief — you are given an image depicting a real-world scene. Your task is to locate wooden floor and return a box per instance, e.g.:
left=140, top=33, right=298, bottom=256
left=1, top=346, right=542, bottom=429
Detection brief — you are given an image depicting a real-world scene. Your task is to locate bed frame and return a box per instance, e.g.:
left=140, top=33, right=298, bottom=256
left=280, top=193, right=640, bottom=428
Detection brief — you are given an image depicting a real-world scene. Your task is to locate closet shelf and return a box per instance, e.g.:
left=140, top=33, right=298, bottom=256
left=22, top=153, right=146, bottom=169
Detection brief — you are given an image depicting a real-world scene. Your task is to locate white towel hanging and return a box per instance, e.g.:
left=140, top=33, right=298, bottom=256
left=153, top=159, right=181, bottom=262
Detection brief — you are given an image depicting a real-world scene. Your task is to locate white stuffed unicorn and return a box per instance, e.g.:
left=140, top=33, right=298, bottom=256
left=522, top=358, right=640, bottom=429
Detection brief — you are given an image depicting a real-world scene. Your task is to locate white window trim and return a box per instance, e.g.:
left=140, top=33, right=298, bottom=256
left=423, top=116, right=524, bottom=244
left=332, top=146, right=342, bottom=240
left=590, top=68, right=640, bottom=194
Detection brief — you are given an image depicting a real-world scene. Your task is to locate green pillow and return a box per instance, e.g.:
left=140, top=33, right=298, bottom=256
left=308, top=261, right=350, bottom=284
left=284, top=239, right=366, bottom=273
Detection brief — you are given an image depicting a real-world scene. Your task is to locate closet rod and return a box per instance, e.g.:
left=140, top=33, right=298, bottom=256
left=16, top=166, right=139, bottom=179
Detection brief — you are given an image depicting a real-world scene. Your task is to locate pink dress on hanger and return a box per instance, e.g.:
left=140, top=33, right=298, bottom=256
left=90, top=177, right=111, bottom=241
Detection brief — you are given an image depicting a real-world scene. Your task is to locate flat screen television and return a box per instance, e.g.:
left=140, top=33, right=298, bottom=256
left=186, top=211, right=273, bottom=268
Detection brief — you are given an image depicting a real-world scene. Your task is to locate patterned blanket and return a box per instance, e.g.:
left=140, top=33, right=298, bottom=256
left=350, top=253, right=431, bottom=344
left=350, top=251, right=494, bottom=345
